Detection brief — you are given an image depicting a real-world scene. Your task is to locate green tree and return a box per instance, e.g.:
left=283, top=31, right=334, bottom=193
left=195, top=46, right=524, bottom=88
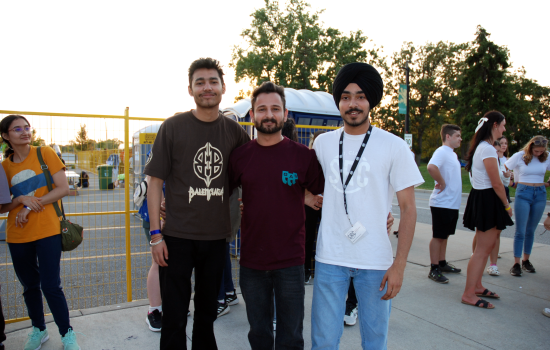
left=31, top=129, right=45, bottom=147
left=454, top=26, right=514, bottom=142
left=505, top=68, right=550, bottom=152
left=73, top=124, right=89, bottom=151
left=230, top=0, right=385, bottom=92
left=376, top=41, right=469, bottom=160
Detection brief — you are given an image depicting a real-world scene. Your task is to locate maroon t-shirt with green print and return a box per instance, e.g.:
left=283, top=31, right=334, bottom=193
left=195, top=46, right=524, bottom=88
left=228, top=137, right=324, bottom=270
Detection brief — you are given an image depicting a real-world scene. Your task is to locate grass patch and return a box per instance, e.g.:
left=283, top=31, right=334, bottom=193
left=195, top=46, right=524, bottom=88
left=417, top=164, right=550, bottom=200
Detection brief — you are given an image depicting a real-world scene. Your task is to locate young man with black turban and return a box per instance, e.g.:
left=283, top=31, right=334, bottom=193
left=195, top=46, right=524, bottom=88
left=310, top=63, right=424, bottom=349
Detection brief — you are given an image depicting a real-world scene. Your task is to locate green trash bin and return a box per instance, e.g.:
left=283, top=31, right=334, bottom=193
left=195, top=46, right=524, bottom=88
left=97, top=164, right=114, bottom=190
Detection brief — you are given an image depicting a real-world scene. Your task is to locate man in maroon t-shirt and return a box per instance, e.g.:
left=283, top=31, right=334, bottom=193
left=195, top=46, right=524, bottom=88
left=229, top=82, right=325, bottom=349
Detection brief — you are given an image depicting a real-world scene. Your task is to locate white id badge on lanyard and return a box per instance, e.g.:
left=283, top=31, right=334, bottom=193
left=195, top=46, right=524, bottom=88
left=344, top=221, right=366, bottom=244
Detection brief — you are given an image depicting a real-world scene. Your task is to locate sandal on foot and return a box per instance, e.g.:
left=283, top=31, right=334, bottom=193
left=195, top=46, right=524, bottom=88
left=475, top=289, right=500, bottom=299
left=461, top=298, right=494, bottom=309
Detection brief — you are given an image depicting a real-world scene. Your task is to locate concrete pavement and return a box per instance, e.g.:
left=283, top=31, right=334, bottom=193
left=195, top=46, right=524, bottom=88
left=4, top=219, right=550, bottom=349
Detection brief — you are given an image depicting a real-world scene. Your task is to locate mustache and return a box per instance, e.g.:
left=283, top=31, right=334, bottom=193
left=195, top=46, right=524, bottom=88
left=345, top=108, right=364, bottom=115
left=261, top=118, right=278, bottom=124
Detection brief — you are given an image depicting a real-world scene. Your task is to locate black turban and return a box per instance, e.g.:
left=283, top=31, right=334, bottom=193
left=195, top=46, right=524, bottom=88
left=332, top=62, right=384, bottom=109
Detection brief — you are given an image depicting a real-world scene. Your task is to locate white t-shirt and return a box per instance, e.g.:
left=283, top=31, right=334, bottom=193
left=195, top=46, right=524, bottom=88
left=313, top=127, right=424, bottom=270
left=505, top=151, right=550, bottom=183
left=428, top=145, right=462, bottom=210
left=471, top=141, right=498, bottom=189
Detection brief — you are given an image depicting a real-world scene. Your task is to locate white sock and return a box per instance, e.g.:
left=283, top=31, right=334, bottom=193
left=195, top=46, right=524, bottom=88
left=218, top=299, right=225, bottom=304
left=149, top=305, right=162, bottom=313
left=226, top=291, right=235, bottom=295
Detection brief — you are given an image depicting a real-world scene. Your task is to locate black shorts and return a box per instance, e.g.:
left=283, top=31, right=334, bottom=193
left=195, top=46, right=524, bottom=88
left=431, top=207, right=459, bottom=239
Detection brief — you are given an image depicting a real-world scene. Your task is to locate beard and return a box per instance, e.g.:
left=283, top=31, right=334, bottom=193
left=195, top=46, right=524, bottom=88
left=255, top=117, right=284, bottom=134
left=342, top=108, right=369, bottom=127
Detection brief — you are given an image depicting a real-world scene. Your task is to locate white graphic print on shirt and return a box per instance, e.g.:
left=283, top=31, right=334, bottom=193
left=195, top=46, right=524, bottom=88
left=189, top=142, right=224, bottom=203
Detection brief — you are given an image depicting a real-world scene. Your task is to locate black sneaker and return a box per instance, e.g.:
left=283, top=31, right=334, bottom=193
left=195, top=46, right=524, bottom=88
left=510, top=263, right=522, bottom=276
left=217, top=302, right=230, bottom=318
left=225, top=290, right=239, bottom=306
left=428, top=267, right=449, bottom=283
left=440, top=263, right=461, bottom=273
left=522, top=260, right=536, bottom=273
left=146, top=309, right=162, bottom=332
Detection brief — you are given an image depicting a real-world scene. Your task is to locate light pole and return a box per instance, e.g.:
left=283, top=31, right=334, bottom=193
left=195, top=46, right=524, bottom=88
left=400, top=61, right=411, bottom=134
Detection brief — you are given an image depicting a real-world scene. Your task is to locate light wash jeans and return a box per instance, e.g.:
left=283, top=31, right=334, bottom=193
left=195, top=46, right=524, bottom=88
left=513, top=184, right=547, bottom=258
left=311, top=261, right=391, bottom=350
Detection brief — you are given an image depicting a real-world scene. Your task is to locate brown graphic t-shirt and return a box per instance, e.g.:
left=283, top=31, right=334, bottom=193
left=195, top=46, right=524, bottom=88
left=144, top=111, right=250, bottom=240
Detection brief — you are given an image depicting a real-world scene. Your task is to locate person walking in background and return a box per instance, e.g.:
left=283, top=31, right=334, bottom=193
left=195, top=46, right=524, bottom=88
left=0, top=165, right=12, bottom=350
left=426, top=124, right=463, bottom=284
left=0, top=115, right=81, bottom=350
left=311, top=63, right=423, bottom=349
left=145, top=58, right=250, bottom=350
left=462, top=111, right=514, bottom=309
left=505, top=136, right=550, bottom=276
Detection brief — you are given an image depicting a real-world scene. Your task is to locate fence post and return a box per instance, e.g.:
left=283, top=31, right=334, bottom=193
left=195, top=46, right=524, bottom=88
left=124, top=107, right=132, bottom=302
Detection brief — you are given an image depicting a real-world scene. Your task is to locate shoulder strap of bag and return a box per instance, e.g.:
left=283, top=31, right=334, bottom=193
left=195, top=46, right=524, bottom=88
left=36, top=147, right=65, bottom=219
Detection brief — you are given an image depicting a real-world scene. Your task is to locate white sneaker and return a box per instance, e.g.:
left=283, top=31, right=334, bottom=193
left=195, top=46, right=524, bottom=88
left=344, top=306, right=358, bottom=326
left=486, top=265, right=500, bottom=276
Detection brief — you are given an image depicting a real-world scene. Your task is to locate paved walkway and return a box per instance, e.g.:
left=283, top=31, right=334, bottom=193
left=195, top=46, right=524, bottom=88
left=4, top=220, right=550, bottom=349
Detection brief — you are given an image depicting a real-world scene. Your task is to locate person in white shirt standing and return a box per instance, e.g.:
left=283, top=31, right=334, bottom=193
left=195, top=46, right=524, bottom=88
left=311, top=62, right=424, bottom=349
left=427, top=124, right=463, bottom=284
left=462, top=111, right=514, bottom=309
left=505, top=136, right=550, bottom=276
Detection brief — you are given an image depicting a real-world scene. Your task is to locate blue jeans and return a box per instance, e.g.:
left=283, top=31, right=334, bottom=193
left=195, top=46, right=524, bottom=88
left=8, top=234, right=71, bottom=336
left=513, top=184, right=547, bottom=258
left=311, top=262, right=391, bottom=350
left=240, top=264, right=305, bottom=350
left=217, top=242, right=235, bottom=301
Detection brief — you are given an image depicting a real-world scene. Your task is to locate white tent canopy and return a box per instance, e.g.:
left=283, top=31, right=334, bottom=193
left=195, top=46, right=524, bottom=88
left=222, top=88, right=340, bottom=119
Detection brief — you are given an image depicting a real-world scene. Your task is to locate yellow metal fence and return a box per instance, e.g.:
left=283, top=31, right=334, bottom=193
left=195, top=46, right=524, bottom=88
left=0, top=109, right=337, bottom=323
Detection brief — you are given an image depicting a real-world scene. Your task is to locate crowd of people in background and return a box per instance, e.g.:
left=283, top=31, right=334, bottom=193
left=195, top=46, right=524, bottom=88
left=0, top=55, right=549, bottom=350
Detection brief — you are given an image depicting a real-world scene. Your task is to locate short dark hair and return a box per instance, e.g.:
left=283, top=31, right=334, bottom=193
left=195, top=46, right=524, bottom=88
left=282, top=118, right=298, bottom=142
left=440, top=124, right=461, bottom=143
left=251, top=81, right=286, bottom=111
left=188, top=58, right=225, bottom=86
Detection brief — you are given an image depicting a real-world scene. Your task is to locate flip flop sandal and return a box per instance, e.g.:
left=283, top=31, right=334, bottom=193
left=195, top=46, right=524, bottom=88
left=461, top=298, right=494, bottom=309
left=476, top=289, right=500, bottom=299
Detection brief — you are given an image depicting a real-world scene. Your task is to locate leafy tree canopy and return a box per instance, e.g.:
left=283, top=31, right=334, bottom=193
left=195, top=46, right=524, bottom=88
left=230, top=0, right=385, bottom=92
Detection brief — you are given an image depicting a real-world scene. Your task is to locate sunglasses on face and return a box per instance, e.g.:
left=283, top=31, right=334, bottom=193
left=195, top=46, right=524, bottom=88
left=8, top=126, right=33, bottom=134
left=533, top=139, right=548, bottom=146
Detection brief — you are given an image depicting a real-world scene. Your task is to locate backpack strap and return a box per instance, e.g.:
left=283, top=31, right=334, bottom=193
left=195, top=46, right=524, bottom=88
left=36, top=147, right=64, bottom=219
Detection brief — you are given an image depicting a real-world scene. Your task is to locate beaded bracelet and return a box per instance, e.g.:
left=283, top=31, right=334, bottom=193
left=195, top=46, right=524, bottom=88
left=149, top=238, right=164, bottom=247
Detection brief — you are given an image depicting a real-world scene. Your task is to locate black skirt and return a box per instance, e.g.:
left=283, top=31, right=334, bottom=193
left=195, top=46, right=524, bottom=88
left=463, top=188, right=514, bottom=232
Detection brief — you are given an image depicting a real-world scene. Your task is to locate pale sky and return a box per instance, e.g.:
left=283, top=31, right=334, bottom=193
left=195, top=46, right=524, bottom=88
left=1, top=0, right=546, bottom=144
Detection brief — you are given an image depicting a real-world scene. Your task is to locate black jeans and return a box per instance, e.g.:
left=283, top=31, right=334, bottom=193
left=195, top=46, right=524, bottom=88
left=8, top=234, right=71, bottom=336
left=240, top=265, right=305, bottom=350
left=304, top=206, right=321, bottom=276
left=159, top=236, right=225, bottom=350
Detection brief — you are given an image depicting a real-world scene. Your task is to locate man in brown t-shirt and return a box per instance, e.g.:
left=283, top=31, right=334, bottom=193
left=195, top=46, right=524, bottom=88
left=144, top=58, right=249, bottom=350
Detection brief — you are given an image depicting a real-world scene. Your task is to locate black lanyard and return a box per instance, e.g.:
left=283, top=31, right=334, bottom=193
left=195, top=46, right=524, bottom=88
left=339, top=125, right=372, bottom=222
